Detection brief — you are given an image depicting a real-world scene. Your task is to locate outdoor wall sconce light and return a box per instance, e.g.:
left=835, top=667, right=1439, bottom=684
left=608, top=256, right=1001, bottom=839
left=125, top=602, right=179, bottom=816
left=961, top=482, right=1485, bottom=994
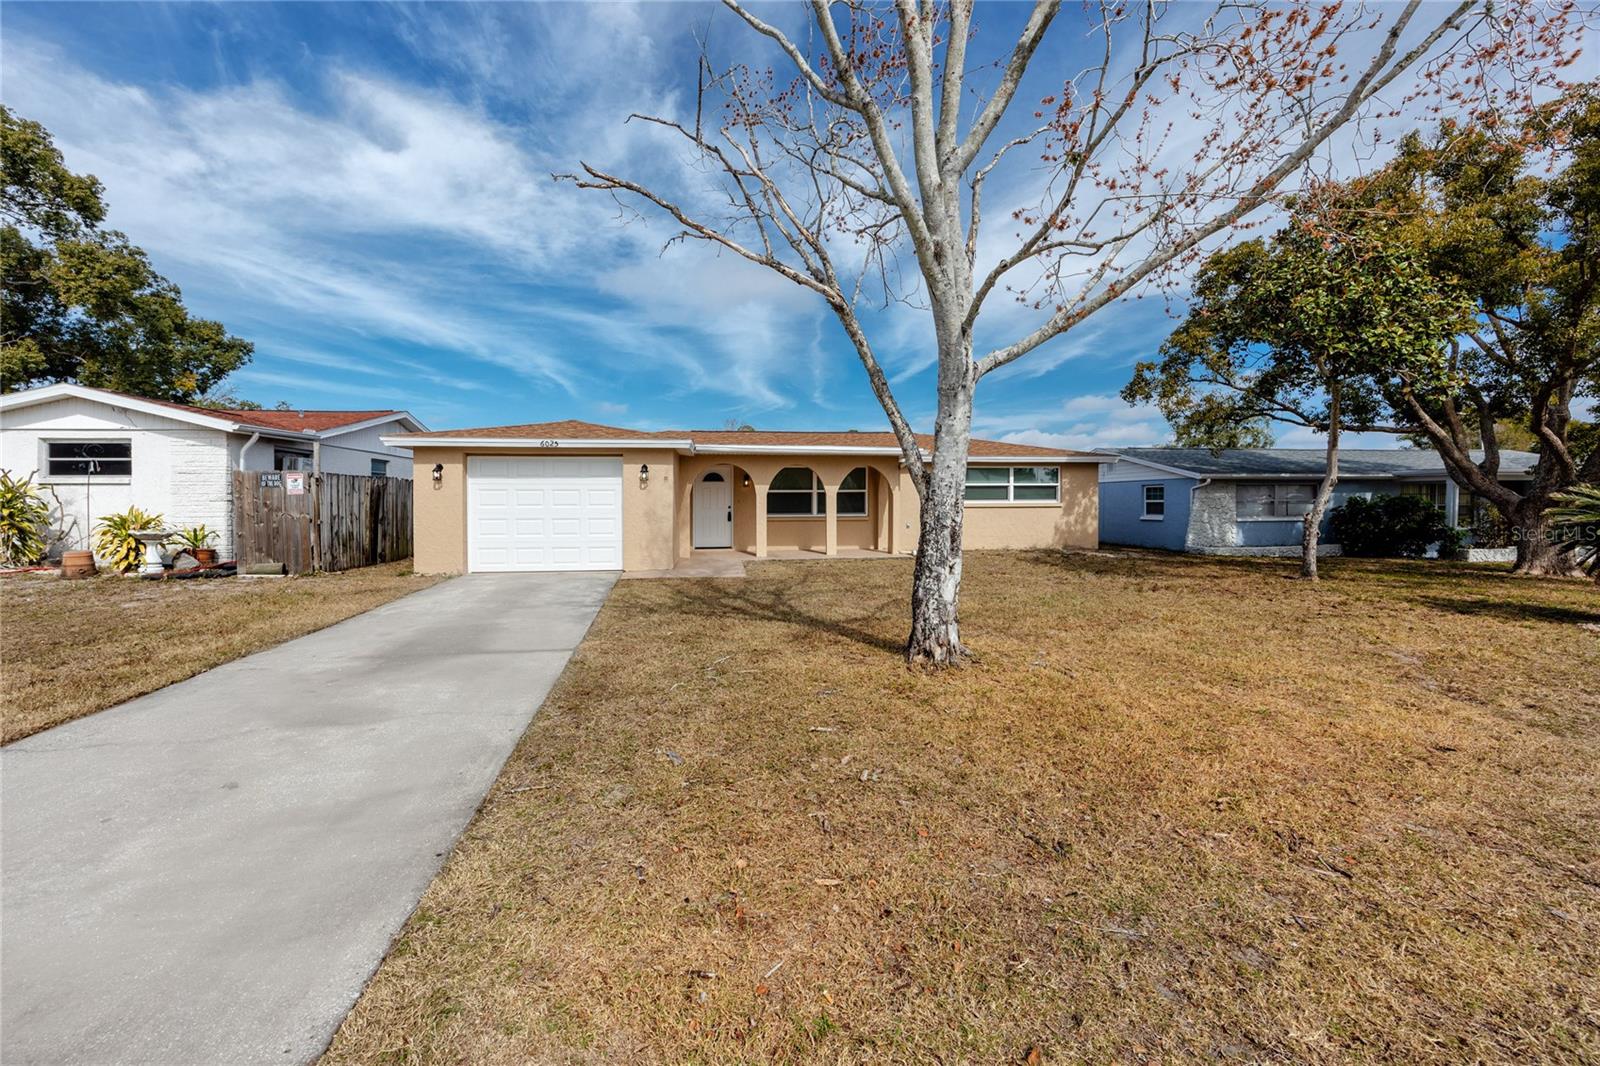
left=431, top=463, right=443, bottom=483
left=639, top=463, right=650, bottom=487
left=742, top=472, right=751, bottom=487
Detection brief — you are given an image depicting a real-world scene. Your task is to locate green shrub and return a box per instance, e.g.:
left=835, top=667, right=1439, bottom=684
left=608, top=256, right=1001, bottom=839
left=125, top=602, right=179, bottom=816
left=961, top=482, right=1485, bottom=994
left=0, top=470, right=55, bottom=566
left=94, top=506, right=165, bottom=573
left=1329, top=493, right=1451, bottom=558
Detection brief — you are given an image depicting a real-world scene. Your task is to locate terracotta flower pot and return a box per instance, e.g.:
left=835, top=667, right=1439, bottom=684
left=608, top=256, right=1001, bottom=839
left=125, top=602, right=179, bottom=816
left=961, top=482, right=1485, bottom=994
left=60, top=550, right=97, bottom=579
left=192, top=547, right=219, bottom=567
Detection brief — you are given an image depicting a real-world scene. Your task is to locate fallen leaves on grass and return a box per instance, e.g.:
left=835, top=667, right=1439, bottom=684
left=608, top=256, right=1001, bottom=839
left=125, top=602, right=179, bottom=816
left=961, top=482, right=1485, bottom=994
left=323, top=552, right=1600, bottom=1064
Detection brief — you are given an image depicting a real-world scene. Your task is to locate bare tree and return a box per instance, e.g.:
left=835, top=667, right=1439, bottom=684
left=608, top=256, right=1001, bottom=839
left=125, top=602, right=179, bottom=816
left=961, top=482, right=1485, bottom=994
left=561, top=0, right=1581, bottom=664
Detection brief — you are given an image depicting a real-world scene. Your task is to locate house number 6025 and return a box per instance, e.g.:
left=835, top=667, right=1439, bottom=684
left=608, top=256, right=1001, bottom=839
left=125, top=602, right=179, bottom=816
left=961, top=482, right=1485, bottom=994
left=540, top=440, right=559, bottom=448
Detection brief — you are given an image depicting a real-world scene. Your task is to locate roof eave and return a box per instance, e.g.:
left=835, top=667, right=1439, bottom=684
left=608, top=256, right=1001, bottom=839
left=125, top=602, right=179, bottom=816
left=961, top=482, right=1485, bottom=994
left=381, top=435, right=695, bottom=451
left=312, top=412, right=427, bottom=438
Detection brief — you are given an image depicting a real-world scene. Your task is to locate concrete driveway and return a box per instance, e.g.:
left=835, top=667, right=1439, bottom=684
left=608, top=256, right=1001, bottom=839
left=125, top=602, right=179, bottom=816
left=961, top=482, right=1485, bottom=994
left=1, top=571, right=614, bottom=1066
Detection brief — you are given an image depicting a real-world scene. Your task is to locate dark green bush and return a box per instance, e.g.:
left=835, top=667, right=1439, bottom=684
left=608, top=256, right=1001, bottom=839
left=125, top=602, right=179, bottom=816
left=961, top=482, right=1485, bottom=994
left=1329, top=493, right=1452, bottom=558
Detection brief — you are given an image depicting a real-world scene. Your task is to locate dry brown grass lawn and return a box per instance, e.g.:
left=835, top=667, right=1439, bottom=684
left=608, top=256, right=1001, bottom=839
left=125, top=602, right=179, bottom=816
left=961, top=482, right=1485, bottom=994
left=323, top=552, right=1599, bottom=1065
left=1, top=561, right=440, bottom=743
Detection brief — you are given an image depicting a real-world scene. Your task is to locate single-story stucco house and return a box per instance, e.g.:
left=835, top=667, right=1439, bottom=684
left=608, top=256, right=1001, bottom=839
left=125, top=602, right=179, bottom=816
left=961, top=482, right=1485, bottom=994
left=1098, top=446, right=1538, bottom=557
left=0, top=383, right=425, bottom=559
left=381, top=420, right=1112, bottom=573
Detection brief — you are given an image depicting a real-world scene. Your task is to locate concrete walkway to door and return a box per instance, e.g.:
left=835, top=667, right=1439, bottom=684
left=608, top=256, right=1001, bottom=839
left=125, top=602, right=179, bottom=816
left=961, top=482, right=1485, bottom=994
left=1, top=572, right=614, bottom=1066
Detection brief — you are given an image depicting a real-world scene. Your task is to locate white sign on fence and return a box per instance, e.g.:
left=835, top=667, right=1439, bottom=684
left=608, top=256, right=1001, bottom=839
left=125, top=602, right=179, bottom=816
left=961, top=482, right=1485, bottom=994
left=285, top=471, right=307, bottom=496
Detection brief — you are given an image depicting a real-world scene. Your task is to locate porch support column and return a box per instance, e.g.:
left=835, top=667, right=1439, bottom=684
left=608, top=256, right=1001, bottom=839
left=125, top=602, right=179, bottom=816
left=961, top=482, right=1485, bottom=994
left=754, top=483, right=769, bottom=558
left=824, top=481, right=839, bottom=556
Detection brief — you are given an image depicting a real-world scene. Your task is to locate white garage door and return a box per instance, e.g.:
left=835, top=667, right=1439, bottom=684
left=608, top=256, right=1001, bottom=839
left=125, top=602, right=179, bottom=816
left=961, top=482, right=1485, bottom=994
left=467, top=456, right=623, bottom=572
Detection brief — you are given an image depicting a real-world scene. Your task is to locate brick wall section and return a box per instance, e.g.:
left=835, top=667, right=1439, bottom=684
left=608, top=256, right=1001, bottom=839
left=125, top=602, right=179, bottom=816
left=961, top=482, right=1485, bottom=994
left=166, top=431, right=234, bottom=558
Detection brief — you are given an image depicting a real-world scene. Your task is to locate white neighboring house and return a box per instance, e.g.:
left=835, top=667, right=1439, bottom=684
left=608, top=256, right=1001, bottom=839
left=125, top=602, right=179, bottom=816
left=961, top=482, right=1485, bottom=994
left=0, top=383, right=426, bottom=561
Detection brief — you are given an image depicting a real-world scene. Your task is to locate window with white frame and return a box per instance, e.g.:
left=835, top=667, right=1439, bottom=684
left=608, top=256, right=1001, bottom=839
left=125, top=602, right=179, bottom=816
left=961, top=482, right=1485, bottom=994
left=1236, top=482, right=1316, bottom=518
left=1143, top=484, right=1165, bottom=518
left=964, top=466, right=1060, bottom=503
left=767, top=467, right=869, bottom=517
left=274, top=448, right=313, bottom=471
left=45, top=440, right=132, bottom=478
left=370, top=458, right=389, bottom=477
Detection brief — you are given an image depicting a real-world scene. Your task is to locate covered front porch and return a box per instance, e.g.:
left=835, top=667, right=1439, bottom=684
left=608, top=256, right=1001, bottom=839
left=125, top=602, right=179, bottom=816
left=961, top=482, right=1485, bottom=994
left=673, top=454, right=911, bottom=562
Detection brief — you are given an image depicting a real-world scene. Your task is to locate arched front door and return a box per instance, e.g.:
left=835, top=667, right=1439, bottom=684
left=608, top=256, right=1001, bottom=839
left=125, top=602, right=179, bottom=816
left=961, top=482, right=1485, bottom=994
left=692, top=471, right=733, bottom=548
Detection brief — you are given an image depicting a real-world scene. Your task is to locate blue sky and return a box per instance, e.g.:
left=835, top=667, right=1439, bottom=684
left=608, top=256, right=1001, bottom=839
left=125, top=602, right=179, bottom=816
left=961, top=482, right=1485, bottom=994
left=0, top=2, right=1509, bottom=447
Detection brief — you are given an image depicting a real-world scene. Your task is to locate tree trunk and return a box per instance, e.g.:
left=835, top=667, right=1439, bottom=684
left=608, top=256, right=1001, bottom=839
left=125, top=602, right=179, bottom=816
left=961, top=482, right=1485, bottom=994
left=907, top=477, right=966, bottom=664
left=1301, top=383, right=1341, bottom=580
left=906, top=346, right=975, bottom=665
left=1510, top=505, right=1582, bottom=576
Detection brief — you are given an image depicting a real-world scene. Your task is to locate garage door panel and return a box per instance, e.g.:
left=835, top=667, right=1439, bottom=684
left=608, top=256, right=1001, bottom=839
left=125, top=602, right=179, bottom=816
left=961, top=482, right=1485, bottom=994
left=467, top=456, right=624, bottom=572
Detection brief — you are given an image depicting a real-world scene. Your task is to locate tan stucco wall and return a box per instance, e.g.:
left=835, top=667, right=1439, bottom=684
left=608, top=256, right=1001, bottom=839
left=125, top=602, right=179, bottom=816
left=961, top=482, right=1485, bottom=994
left=408, top=447, right=1100, bottom=573
left=894, top=462, right=1101, bottom=552
left=409, top=446, right=680, bottom=574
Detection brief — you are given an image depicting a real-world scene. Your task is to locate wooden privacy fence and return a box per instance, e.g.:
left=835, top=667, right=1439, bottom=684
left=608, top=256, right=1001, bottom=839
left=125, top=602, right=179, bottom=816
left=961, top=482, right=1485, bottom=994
left=232, top=471, right=413, bottom=574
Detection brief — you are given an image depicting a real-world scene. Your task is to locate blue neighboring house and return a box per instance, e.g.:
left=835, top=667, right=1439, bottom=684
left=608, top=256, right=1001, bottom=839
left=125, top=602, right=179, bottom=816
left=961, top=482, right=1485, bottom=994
left=1097, top=447, right=1539, bottom=557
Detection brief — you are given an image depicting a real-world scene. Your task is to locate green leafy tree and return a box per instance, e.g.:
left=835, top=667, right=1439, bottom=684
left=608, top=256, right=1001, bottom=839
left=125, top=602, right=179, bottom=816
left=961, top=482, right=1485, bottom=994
left=1350, top=91, right=1600, bottom=575
left=1, top=107, right=252, bottom=402
left=1169, top=417, right=1276, bottom=451
left=1126, top=218, right=1470, bottom=578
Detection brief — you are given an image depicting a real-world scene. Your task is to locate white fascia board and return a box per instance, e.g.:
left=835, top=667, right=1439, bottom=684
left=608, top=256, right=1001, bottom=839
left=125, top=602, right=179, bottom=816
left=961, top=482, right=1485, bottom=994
left=0, top=382, right=245, bottom=433
left=1205, top=472, right=1397, bottom=480
left=693, top=443, right=908, bottom=456
left=239, top=427, right=320, bottom=442
left=380, top=436, right=694, bottom=450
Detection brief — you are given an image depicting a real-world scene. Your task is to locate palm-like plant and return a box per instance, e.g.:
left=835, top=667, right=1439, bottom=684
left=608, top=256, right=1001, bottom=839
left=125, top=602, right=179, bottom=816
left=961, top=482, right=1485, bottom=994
left=171, top=525, right=217, bottom=552
left=0, top=471, right=56, bottom=567
left=94, top=506, right=165, bottom=573
left=1546, top=485, right=1600, bottom=578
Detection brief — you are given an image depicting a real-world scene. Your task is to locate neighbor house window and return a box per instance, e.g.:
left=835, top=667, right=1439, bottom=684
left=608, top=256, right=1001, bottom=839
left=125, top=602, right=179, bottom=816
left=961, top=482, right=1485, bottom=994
left=274, top=448, right=313, bottom=471
left=46, top=440, right=132, bottom=477
left=1143, top=484, right=1165, bottom=518
left=766, top=467, right=869, bottom=517
left=1236, top=482, right=1316, bottom=518
left=370, top=458, right=389, bottom=477
left=1400, top=482, right=1447, bottom=511
left=964, top=466, right=1060, bottom=503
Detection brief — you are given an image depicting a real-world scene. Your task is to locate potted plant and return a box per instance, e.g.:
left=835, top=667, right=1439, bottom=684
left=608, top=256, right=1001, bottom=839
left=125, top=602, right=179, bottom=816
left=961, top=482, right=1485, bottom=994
left=172, top=525, right=220, bottom=567
left=94, top=506, right=166, bottom=574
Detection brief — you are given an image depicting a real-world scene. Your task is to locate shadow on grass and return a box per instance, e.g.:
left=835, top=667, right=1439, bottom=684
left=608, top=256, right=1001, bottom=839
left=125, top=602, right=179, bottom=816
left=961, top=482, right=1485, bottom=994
left=1417, top=596, right=1600, bottom=627
left=659, top=572, right=905, bottom=656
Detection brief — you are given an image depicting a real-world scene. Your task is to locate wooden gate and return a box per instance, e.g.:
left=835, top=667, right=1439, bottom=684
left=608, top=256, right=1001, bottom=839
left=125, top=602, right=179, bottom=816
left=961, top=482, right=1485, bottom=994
left=231, top=471, right=413, bottom=574
left=317, top=472, right=414, bottom=571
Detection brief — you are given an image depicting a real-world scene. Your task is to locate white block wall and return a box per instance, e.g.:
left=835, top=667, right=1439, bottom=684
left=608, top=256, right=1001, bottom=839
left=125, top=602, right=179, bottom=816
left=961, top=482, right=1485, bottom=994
left=0, top=396, right=235, bottom=561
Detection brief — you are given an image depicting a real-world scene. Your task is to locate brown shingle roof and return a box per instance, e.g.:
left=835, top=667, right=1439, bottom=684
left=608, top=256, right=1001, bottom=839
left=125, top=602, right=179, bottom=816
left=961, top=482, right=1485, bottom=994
left=396, top=420, right=688, bottom=441
left=391, top=421, right=1092, bottom=457
left=83, top=386, right=407, bottom=433
left=219, top=408, right=404, bottom=432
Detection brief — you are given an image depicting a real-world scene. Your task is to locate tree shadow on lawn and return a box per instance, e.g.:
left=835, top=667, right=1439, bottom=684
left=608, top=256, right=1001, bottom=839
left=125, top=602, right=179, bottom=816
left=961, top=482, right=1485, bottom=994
left=1416, top=595, right=1600, bottom=627
left=658, top=571, right=906, bottom=656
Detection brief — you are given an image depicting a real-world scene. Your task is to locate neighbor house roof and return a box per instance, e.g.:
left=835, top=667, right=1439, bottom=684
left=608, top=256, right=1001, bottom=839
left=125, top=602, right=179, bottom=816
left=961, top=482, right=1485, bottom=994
left=385, top=419, right=1105, bottom=462
left=0, top=383, right=425, bottom=438
left=1109, top=447, right=1541, bottom=479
